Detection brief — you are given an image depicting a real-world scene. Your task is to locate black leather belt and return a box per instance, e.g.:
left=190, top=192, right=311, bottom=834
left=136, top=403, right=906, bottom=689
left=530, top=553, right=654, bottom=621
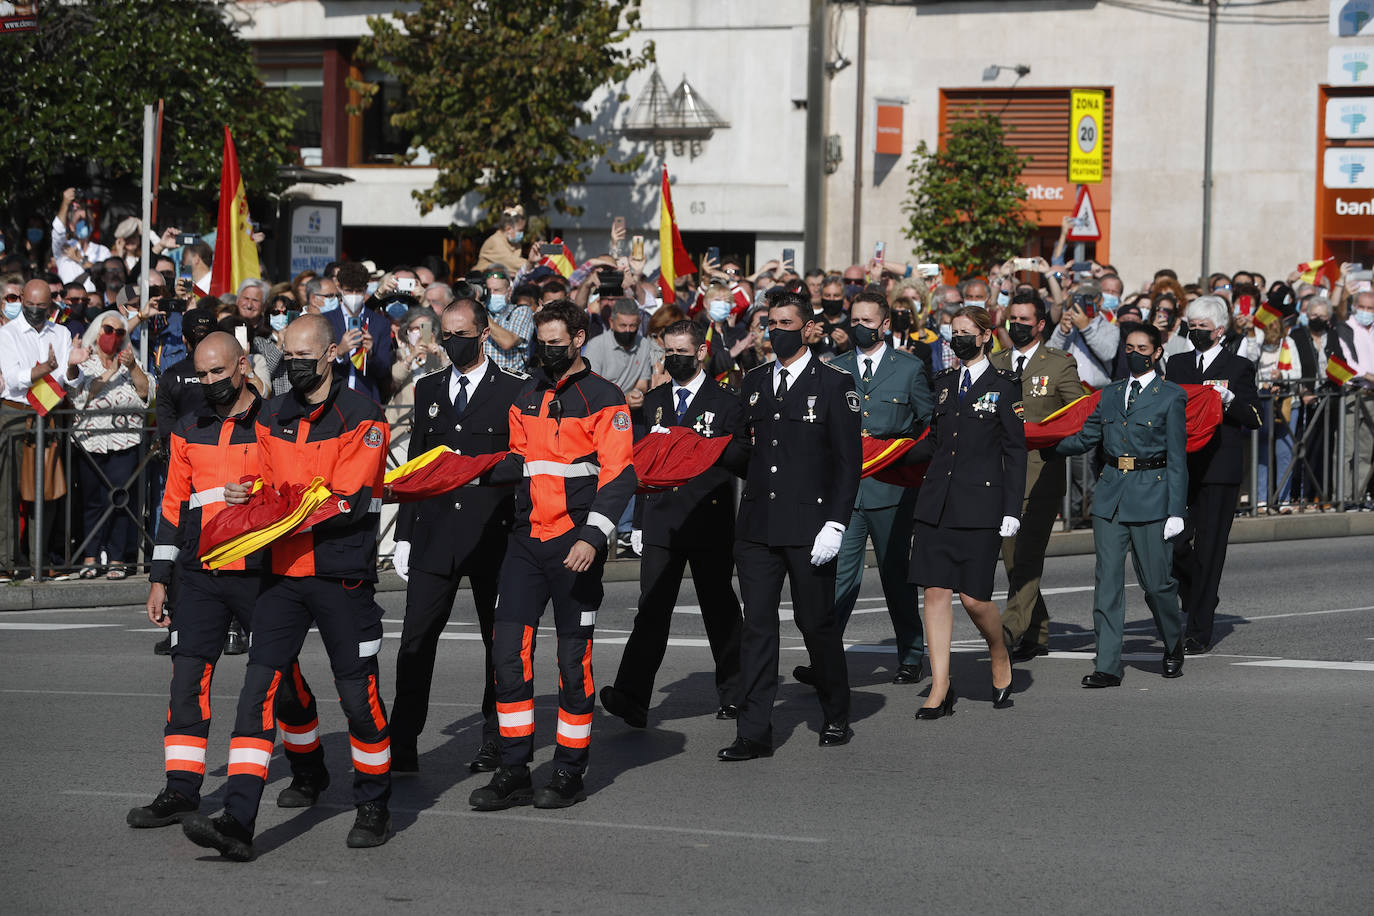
left=1108, top=454, right=1166, bottom=471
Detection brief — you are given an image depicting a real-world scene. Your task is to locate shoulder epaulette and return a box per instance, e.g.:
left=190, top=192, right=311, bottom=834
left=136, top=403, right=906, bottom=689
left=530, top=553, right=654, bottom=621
left=934, top=366, right=959, bottom=379
left=993, top=367, right=1018, bottom=381
left=745, top=361, right=773, bottom=375
left=823, top=360, right=850, bottom=375
left=498, top=365, right=530, bottom=380
left=417, top=366, right=449, bottom=382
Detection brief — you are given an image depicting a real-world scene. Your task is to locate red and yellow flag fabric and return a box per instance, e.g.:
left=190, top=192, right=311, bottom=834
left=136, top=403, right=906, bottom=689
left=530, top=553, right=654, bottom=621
left=633, top=428, right=733, bottom=492
left=1025, top=384, right=1224, bottom=452
left=350, top=349, right=367, bottom=374
left=1326, top=353, right=1358, bottom=386
left=25, top=373, right=65, bottom=416
left=209, top=126, right=262, bottom=297
left=657, top=165, right=695, bottom=302
left=1276, top=339, right=1294, bottom=374
left=542, top=237, right=577, bottom=279
left=1253, top=302, right=1283, bottom=331
left=384, top=446, right=508, bottom=502
left=1297, top=258, right=1339, bottom=288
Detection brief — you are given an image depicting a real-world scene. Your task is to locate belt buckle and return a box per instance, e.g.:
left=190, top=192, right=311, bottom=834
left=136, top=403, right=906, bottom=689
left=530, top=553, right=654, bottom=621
left=1120, top=456, right=1136, bottom=471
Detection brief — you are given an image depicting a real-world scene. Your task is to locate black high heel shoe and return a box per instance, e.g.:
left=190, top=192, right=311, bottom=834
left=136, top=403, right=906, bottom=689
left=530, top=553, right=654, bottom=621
left=992, top=679, right=1013, bottom=709
left=915, top=681, right=956, bottom=720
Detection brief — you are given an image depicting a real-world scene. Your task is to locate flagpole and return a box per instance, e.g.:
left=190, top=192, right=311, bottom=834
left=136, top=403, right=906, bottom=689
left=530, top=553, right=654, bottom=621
left=140, top=104, right=154, bottom=370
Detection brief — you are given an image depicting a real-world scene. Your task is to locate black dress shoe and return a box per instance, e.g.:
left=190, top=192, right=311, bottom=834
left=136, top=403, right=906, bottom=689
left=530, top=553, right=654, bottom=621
left=717, top=736, right=772, bottom=761
left=915, top=681, right=956, bottom=720
left=182, top=812, right=254, bottom=861
left=345, top=802, right=391, bottom=848
left=533, top=769, right=586, bottom=809
left=715, top=704, right=738, bottom=720
left=791, top=665, right=817, bottom=687
left=1081, top=671, right=1122, bottom=688
left=468, top=739, right=501, bottom=773
left=153, top=635, right=172, bottom=656
left=891, top=662, right=924, bottom=684
left=223, top=621, right=247, bottom=656
left=276, top=768, right=330, bottom=808
left=1010, top=642, right=1048, bottom=662
left=391, top=744, right=419, bottom=774
left=599, top=685, right=647, bottom=728
left=469, top=765, right=533, bottom=811
left=1163, top=642, right=1185, bottom=678
left=1183, top=637, right=1211, bottom=656
left=127, top=787, right=197, bottom=828
left=818, top=723, right=853, bottom=746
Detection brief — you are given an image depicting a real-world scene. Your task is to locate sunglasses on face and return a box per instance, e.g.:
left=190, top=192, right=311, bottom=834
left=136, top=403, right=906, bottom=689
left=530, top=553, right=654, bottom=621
left=102, top=325, right=127, bottom=337
left=3, top=294, right=20, bottom=303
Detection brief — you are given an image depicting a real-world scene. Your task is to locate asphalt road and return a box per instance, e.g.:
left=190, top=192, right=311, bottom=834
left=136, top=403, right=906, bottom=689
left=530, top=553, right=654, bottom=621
left=3, top=535, right=1372, bottom=914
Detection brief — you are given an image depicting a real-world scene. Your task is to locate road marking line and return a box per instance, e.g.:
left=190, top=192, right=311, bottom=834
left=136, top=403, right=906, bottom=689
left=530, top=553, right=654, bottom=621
left=1233, top=605, right=1374, bottom=622
left=0, top=623, right=120, bottom=630
left=1233, top=659, right=1374, bottom=672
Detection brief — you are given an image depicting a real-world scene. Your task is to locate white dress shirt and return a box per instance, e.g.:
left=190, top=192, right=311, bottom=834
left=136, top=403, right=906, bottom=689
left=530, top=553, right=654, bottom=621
left=50, top=217, right=110, bottom=290
left=773, top=347, right=812, bottom=395
left=1196, top=342, right=1223, bottom=374
left=1124, top=369, right=1156, bottom=410
left=1011, top=340, right=1040, bottom=377
left=449, top=356, right=490, bottom=408
left=857, top=342, right=888, bottom=380
left=671, top=368, right=707, bottom=417
left=0, top=318, right=82, bottom=402
left=960, top=356, right=991, bottom=389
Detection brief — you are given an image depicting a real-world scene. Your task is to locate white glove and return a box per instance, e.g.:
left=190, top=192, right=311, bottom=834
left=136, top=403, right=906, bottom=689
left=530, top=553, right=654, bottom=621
left=809, top=521, right=845, bottom=566
left=649, top=424, right=672, bottom=434
left=999, top=516, right=1020, bottom=538
left=1163, top=516, right=1185, bottom=540
left=393, top=540, right=411, bottom=581
left=1218, top=386, right=1236, bottom=406
left=630, top=529, right=643, bottom=556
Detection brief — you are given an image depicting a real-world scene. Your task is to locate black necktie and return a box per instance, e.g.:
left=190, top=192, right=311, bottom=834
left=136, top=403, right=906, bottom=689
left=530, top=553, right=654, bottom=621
left=1197, top=353, right=1204, bottom=373
left=776, top=367, right=789, bottom=399
left=862, top=358, right=874, bottom=383
left=455, top=375, right=469, bottom=415
left=1127, top=379, right=1141, bottom=411
left=675, top=387, right=690, bottom=424
left=1015, top=355, right=1027, bottom=379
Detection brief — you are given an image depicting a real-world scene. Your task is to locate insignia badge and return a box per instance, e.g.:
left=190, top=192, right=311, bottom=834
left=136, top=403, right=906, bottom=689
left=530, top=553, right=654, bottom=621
left=749, top=391, right=760, bottom=406
left=337, top=499, right=351, bottom=514
left=1013, top=402, right=1025, bottom=420
left=428, top=403, right=439, bottom=418
left=612, top=410, right=631, bottom=431
left=939, top=388, right=948, bottom=405
left=843, top=391, right=859, bottom=414
left=363, top=427, right=384, bottom=448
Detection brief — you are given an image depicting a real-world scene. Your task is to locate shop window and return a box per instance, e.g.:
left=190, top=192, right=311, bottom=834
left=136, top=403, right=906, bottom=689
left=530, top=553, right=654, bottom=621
left=258, top=61, right=324, bottom=167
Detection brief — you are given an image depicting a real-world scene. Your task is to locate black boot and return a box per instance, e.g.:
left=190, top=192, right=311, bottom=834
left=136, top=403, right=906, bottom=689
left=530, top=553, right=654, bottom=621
left=182, top=812, right=254, bottom=861
left=153, top=635, right=171, bottom=656
left=468, top=765, right=533, bottom=811
left=533, top=769, right=586, bottom=809
left=345, top=801, right=391, bottom=848
left=127, top=787, right=197, bottom=828
left=223, top=620, right=247, bottom=656
left=276, top=767, right=330, bottom=808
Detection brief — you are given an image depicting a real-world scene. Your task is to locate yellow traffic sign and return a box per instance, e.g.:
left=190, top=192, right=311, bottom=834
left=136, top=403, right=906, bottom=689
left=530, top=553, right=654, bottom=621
left=1068, top=89, right=1104, bottom=184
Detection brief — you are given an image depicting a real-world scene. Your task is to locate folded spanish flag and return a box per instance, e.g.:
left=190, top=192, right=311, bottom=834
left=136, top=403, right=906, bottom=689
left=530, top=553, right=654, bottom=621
left=1024, top=383, right=1223, bottom=452
left=1326, top=353, right=1358, bottom=386
left=634, top=427, right=733, bottom=492
left=861, top=436, right=917, bottom=477
left=384, top=446, right=509, bottom=502
left=199, top=477, right=334, bottom=569
left=26, top=373, right=65, bottom=416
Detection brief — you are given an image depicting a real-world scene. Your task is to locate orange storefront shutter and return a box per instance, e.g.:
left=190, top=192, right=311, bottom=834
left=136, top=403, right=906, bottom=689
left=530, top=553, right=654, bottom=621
left=940, top=88, right=1113, bottom=179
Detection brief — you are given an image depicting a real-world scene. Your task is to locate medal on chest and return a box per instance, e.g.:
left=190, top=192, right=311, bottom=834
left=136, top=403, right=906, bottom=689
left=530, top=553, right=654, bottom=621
left=694, top=410, right=715, bottom=437
left=804, top=395, right=818, bottom=422
left=1031, top=375, right=1049, bottom=397
left=972, top=391, right=999, bottom=414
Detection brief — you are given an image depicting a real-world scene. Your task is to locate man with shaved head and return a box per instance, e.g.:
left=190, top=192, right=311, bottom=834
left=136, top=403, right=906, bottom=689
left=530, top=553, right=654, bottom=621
left=183, top=312, right=394, bottom=859
left=130, top=332, right=325, bottom=832
left=0, top=279, right=91, bottom=577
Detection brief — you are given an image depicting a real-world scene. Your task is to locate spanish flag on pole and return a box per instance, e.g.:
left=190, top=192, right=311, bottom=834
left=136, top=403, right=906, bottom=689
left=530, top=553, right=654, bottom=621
left=1253, top=302, right=1283, bottom=331
left=1326, top=353, right=1358, bottom=386
left=208, top=126, right=262, bottom=297
left=541, top=237, right=577, bottom=279
left=26, top=373, right=65, bottom=416
left=657, top=165, right=695, bottom=302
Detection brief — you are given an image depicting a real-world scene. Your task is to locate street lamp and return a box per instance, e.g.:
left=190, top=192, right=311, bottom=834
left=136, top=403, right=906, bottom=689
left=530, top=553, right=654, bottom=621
left=982, top=64, right=1031, bottom=81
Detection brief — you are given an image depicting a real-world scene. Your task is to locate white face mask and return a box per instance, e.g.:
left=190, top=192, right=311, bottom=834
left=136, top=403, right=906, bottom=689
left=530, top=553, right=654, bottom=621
left=708, top=299, right=731, bottom=322
left=407, top=327, right=422, bottom=346
left=342, top=293, right=364, bottom=313
left=319, top=295, right=339, bottom=313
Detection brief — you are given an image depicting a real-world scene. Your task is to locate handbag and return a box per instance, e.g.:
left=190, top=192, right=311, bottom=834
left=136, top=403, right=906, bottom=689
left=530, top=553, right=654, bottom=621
left=19, top=416, right=67, bottom=501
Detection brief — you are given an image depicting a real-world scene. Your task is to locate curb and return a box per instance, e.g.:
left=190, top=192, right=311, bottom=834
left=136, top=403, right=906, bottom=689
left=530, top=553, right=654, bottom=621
left=4, top=512, right=1372, bottom=612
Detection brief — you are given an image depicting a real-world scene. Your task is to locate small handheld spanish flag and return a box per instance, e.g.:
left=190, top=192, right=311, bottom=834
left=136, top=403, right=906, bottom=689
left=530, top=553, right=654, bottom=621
left=1326, top=353, right=1358, bottom=386
left=1253, top=302, right=1283, bottom=331
left=26, top=373, right=65, bottom=417
left=350, top=348, right=366, bottom=374
left=541, top=237, right=576, bottom=279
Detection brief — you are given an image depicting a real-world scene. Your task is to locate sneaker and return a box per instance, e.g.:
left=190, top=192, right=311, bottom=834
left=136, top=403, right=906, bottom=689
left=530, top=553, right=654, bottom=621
left=182, top=812, right=254, bottom=861
left=533, top=769, right=586, bottom=809
left=276, top=768, right=330, bottom=808
left=127, top=787, right=197, bottom=828
left=468, top=765, right=533, bottom=811
left=345, top=801, right=391, bottom=848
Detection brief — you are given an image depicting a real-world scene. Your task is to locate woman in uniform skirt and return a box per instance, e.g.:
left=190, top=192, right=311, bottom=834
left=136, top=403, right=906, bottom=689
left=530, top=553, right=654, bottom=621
left=908, top=306, right=1027, bottom=717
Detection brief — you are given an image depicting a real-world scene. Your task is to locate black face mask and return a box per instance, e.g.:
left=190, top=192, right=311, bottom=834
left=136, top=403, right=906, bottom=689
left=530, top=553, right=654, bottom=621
left=1126, top=351, right=1155, bottom=376
left=1006, top=321, right=1037, bottom=348
left=1188, top=328, right=1216, bottom=353
left=663, top=353, right=699, bottom=384
left=538, top=341, right=576, bottom=378
left=890, top=311, right=912, bottom=333
left=613, top=329, right=637, bottom=349
left=950, top=333, right=982, bottom=361
left=441, top=333, right=483, bottom=369
left=285, top=356, right=324, bottom=394
left=820, top=298, right=845, bottom=316
left=1308, top=317, right=1329, bottom=335
left=849, top=322, right=881, bottom=349
left=770, top=327, right=804, bottom=362
left=22, top=305, right=49, bottom=329
left=203, top=375, right=241, bottom=407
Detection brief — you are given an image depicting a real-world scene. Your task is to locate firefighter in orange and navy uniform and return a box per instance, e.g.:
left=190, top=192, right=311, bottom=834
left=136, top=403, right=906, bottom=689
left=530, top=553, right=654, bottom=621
left=181, top=315, right=392, bottom=860
left=127, top=333, right=323, bottom=829
left=468, top=300, right=636, bottom=811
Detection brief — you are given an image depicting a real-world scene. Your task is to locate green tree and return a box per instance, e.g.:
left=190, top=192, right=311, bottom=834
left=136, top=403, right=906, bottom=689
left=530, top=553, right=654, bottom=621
left=352, top=0, right=652, bottom=226
left=901, top=114, right=1034, bottom=278
left=1, top=0, right=300, bottom=226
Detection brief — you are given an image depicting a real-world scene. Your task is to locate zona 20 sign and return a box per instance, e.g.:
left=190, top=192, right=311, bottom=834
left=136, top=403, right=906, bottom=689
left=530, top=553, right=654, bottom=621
left=1068, top=89, right=1105, bottom=184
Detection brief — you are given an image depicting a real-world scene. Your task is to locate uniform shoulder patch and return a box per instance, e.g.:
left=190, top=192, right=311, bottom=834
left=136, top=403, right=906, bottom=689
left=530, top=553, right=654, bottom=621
left=934, top=366, right=959, bottom=379
left=499, top=365, right=530, bottom=380
left=993, top=367, right=1018, bottom=382
left=612, top=410, right=631, bottom=431
left=363, top=427, right=384, bottom=448
left=1012, top=401, right=1025, bottom=419
left=845, top=390, right=860, bottom=412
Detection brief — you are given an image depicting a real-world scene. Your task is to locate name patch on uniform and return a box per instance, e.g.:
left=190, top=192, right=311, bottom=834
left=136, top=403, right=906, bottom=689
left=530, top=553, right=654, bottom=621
left=1030, top=376, right=1049, bottom=397
left=364, top=427, right=384, bottom=448
left=612, top=410, right=631, bottom=431
left=845, top=391, right=859, bottom=413
left=972, top=392, right=1000, bottom=414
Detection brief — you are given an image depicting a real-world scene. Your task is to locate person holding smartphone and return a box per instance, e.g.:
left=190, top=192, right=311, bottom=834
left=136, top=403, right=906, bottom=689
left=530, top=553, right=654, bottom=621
left=325, top=261, right=394, bottom=403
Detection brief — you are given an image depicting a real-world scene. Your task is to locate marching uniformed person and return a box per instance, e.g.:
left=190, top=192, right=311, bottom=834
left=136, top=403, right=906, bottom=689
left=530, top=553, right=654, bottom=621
left=182, top=315, right=393, bottom=860
left=908, top=306, right=1026, bottom=717
left=390, top=297, right=527, bottom=774
left=601, top=319, right=744, bottom=728
left=719, top=291, right=862, bottom=761
left=469, top=300, right=636, bottom=811
left=128, top=332, right=323, bottom=829
left=793, top=291, right=932, bottom=687
left=989, top=292, right=1082, bottom=661
left=1055, top=323, right=1188, bottom=687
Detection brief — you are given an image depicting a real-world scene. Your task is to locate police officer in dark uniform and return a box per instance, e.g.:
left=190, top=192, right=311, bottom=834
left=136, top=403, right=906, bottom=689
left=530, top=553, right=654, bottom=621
left=601, top=319, right=744, bottom=728
left=719, top=292, right=862, bottom=761
left=390, top=297, right=528, bottom=774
